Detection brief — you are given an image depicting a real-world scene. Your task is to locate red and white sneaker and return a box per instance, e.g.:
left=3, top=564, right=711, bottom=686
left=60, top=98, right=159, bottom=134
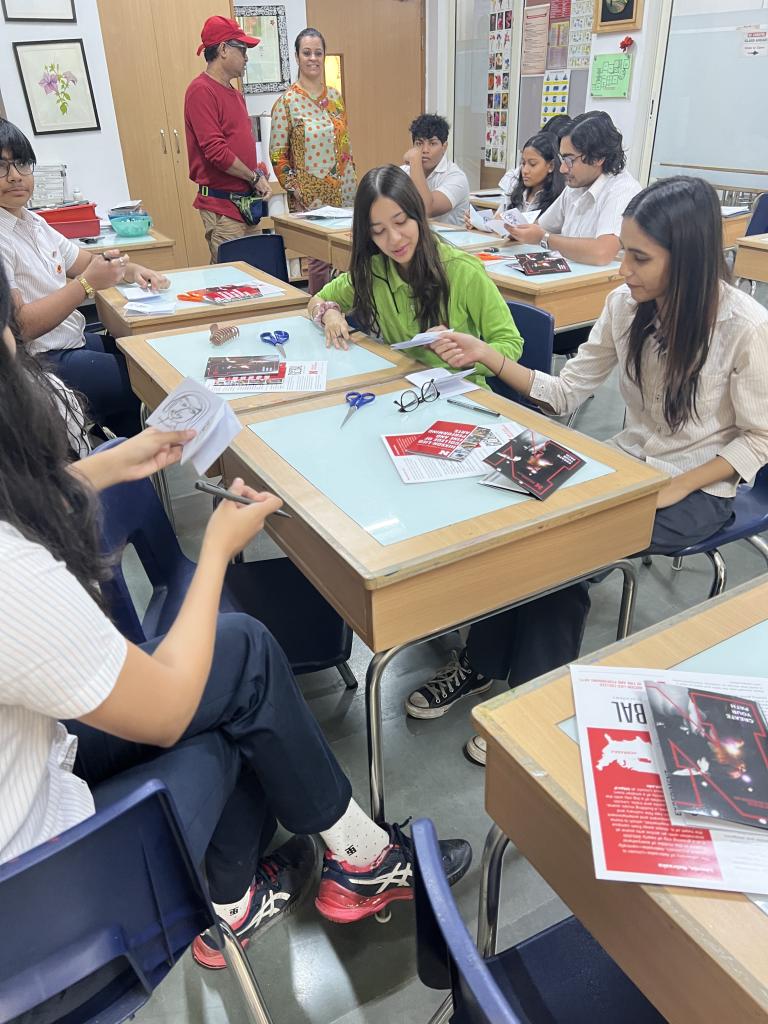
left=314, top=821, right=471, bottom=924
left=193, top=834, right=316, bottom=969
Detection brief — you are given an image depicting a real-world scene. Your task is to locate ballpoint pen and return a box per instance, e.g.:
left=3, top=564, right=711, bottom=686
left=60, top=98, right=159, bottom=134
left=446, top=397, right=501, bottom=418
left=194, top=480, right=292, bottom=517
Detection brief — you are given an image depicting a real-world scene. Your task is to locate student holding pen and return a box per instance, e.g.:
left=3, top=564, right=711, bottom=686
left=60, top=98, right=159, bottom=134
left=0, top=117, right=168, bottom=437
left=404, top=176, right=768, bottom=765
left=308, top=164, right=523, bottom=387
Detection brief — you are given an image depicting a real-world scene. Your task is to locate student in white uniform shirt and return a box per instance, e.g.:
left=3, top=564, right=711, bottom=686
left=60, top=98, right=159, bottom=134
left=505, top=110, right=641, bottom=266
left=401, top=114, right=470, bottom=226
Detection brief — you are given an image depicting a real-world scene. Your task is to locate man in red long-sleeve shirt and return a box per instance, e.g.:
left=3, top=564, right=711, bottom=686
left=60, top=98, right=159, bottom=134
left=185, top=16, right=272, bottom=261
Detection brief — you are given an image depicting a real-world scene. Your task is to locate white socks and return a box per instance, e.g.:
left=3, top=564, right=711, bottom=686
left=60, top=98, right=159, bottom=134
left=212, top=884, right=252, bottom=924
left=319, top=798, right=390, bottom=867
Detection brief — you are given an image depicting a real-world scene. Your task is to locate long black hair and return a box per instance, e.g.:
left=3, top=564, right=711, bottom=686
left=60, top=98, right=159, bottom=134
left=623, top=176, right=727, bottom=432
left=506, top=133, right=565, bottom=214
left=348, top=164, right=450, bottom=335
left=0, top=261, right=106, bottom=602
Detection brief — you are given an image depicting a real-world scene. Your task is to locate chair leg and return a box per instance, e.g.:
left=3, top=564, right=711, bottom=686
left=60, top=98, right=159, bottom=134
left=426, top=994, right=454, bottom=1024
left=476, top=824, right=511, bottom=959
left=337, top=660, right=358, bottom=690
left=615, top=559, right=638, bottom=640
left=565, top=393, right=594, bottom=429
left=746, top=533, right=768, bottom=569
left=672, top=555, right=684, bottom=571
left=641, top=555, right=653, bottom=567
left=705, top=548, right=727, bottom=598
left=215, top=919, right=275, bottom=1024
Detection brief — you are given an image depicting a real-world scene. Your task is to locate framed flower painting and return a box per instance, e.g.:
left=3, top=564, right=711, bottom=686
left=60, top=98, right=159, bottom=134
left=13, top=38, right=99, bottom=134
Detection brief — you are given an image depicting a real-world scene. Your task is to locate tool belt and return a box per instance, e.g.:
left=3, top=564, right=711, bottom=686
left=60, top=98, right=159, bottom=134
left=198, top=185, right=265, bottom=225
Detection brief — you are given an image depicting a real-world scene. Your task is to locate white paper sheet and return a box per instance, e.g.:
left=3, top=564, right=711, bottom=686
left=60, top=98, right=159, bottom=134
left=118, top=284, right=168, bottom=300
left=390, top=330, right=449, bottom=351
left=123, top=298, right=177, bottom=315
left=405, top=366, right=479, bottom=398
left=469, top=204, right=494, bottom=231
left=292, top=205, right=354, bottom=219
left=571, top=664, right=768, bottom=896
left=146, top=377, right=241, bottom=474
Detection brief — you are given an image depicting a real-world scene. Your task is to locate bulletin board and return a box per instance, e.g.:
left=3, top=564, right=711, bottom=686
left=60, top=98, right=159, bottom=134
left=515, top=0, right=592, bottom=155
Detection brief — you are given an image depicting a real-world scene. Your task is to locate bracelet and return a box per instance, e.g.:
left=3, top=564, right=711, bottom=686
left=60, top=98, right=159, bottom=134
left=528, top=367, right=536, bottom=392
left=311, top=300, right=341, bottom=328
left=497, top=354, right=506, bottom=377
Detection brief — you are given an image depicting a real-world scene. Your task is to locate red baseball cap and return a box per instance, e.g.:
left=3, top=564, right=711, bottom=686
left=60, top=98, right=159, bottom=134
left=197, top=16, right=260, bottom=56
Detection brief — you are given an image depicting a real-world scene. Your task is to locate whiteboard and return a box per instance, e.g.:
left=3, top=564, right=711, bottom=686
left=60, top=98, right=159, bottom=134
left=650, top=6, right=768, bottom=191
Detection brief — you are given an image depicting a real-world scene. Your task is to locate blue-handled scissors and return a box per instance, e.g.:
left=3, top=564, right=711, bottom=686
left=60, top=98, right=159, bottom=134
left=340, top=390, right=375, bottom=428
left=260, top=329, right=289, bottom=359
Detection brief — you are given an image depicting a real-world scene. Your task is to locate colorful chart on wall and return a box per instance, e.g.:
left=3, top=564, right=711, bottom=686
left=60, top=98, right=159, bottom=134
left=485, top=0, right=515, bottom=168
left=540, top=69, right=570, bottom=125
left=590, top=52, right=633, bottom=99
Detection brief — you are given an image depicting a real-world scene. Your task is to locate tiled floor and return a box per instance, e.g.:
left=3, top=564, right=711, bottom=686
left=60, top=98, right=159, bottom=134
left=131, top=323, right=768, bottom=1023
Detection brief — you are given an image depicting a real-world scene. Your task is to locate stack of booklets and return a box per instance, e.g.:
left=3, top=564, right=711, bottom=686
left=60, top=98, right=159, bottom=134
left=382, top=421, right=584, bottom=493
left=572, top=664, right=768, bottom=898
left=203, top=355, right=327, bottom=394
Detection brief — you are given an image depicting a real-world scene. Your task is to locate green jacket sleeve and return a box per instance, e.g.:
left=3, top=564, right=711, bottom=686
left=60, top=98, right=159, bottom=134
left=466, top=264, right=524, bottom=373
left=316, top=273, right=355, bottom=313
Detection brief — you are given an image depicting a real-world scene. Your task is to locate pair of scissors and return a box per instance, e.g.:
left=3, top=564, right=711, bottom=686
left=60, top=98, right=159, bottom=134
left=340, top=390, right=375, bottom=428
left=260, top=329, right=289, bottom=359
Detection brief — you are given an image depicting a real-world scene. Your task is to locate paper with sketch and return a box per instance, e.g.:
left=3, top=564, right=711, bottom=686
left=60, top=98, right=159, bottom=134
left=146, top=377, right=241, bottom=474
left=204, top=360, right=327, bottom=394
left=469, top=204, right=494, bottom=231
left=390, top=330, right=449, bottom=351
left=292, top=205, right=354, bottom=219
left=123, top=298, right=177, bottom=315
left=571, top=664, right=768, bottom=896
left=405, top=366, right=479, bottom=397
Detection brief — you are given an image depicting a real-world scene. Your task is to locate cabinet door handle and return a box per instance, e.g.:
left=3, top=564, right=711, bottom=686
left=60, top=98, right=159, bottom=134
left=160, top=128, right=167, bottom=154
left=173, top=129, right=181, bottom=154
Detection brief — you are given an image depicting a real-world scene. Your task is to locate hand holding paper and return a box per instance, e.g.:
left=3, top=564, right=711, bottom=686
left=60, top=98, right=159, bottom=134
left=146, top=377, right=241, bottom=474
left=390, top=330, right=451, bottom=351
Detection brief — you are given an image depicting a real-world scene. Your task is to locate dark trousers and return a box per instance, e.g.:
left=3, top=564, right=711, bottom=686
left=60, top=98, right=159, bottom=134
left=67, top=614, right=352, bottom=902
left=466, top=490, right=735, bottom=686
left=42, top=331, right=142, bottom=437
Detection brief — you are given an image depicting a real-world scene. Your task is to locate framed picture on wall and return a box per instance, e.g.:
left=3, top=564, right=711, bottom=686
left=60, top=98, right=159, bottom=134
left=13, top=39, right=99, bottom=134
left=2, top=0, right=76, bottom=21
left=593, top=0, right=644, bottom=34
left=233, top=5, right=291, bottom=94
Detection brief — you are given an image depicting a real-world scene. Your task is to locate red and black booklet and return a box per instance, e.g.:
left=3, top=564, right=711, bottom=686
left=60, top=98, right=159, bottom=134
left=512, top=251, right=571, bottom=276
left=204, top=355, right=281, bottom=380
left=404, top=420, right=497, bottom=462
left=479, top=428, right=585, bottom=499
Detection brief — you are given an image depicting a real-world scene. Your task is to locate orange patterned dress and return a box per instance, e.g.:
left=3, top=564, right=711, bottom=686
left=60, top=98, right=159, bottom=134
left=269, top=83, right=356, bottom=211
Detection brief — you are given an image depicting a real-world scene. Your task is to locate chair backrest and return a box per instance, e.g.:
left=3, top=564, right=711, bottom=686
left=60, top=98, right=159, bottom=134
left=216, top=233, right=289, bottom=282
left=412, top=818, right=523, bottom=1024
left=94, top=440, right=194, bottom=644
left=0, top=780, right=214, bottom=1024
left=488, top=301, right=554, bottom=406
left=746, top=193, right=768, bottom=236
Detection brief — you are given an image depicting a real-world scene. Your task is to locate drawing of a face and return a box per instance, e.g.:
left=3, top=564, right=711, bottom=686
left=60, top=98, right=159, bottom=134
left=164, top=393, right=208, bottom=427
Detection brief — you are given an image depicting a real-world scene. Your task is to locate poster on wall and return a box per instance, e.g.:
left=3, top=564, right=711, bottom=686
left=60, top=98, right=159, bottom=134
left=521, top=4, right=549, bottom=76
left=13, top=38, right=99, bottom=134
left=741, top=25, right=768, bottom=58
left=1, top=0, right=75, bottom=21
left=486, top=0, right=515, bottom=168
left=547, top=19, right=570, bottom=68
left=590, top=52, right=633, bottom=97
left=568, top=0, right=593, bottom=68
left=541, top=69, right=570, bottom=125
left=234, top=5, right=290, bottom=94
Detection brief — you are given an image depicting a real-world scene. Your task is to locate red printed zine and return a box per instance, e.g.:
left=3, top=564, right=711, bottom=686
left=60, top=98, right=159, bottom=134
left=405, top=421, right=494, bottom=462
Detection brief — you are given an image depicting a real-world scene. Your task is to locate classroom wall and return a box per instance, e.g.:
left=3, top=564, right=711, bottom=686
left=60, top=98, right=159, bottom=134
left=243, top=0, right=307, bottom=120
left=0, top=0, right=129, bottom=211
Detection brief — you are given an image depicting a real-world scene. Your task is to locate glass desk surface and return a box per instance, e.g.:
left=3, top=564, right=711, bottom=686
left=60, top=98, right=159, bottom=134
left=433, top=226, right=489, bottom=248
left=490, top=256, right=621, bottom=284
left=147, top=315, right=395, bottom=398
left=249, top=395, right=614, bottom=546
left=95, top=231, right=157, bottom=246
left=300, top=216, right=353, bottom=230
left=120, top=266, right=274, bottom=309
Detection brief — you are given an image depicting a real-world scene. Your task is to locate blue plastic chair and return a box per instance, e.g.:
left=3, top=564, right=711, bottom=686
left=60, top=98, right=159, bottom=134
left=488, top=301, right=554, bottom=409
left=644, top=465, right=768, bottom=596
left=0, top=780, right=271, bottom=1024
left=96, top=441, right=355, bottom=685
left=412, top=819, right=667, bottom=1024
left=746, top=192, right=768, bottom=236
left=216, top=233, right=289, bottom=282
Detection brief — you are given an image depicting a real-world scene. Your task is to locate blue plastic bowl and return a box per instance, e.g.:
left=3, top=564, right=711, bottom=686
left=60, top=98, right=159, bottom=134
left=109, top=213, right=152, bottom=237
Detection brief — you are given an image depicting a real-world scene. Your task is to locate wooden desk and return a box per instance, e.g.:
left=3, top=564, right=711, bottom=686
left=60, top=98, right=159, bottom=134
left=271, top=212, right=353, bottom=264
left=117, top=310, right=420, bottom=416
left=722, top=213, right=750, bottom=249
left=96, top=261, right=308, bottom=338
left=734, top=233, right=768, bottom=284
left=474, top=578, right=768, bottom=1024
left=487, top=259, right=623, bottom=330
left=83, top=228, right=176, bottom=271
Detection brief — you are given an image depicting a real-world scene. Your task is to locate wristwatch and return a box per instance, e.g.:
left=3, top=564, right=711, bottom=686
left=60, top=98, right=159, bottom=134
left=540, top=232, right=551, bottom=251
left=76, top=274, right=94, bottom=298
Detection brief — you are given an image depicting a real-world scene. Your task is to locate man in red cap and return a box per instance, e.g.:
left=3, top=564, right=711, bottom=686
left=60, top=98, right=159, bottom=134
left=185, top=16, right=272, bottom=261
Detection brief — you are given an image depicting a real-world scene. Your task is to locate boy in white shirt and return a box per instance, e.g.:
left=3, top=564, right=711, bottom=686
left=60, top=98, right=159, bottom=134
left=401, top=114, right=470, bottom=226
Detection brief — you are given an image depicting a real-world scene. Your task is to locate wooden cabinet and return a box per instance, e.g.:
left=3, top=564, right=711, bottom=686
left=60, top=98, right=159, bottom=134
left=97, top=0, right=232, bottom=268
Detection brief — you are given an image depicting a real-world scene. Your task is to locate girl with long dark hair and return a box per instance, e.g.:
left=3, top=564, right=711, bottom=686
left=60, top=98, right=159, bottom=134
left=0, top=260, right=470, bottom=968
left=308, top=164, right=522, bottom=382
left=403, top=176, right=768, bottom=763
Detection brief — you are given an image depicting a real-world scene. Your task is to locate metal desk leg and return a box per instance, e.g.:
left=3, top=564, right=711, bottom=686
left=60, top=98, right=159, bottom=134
left=140, top=402, right=176, bottom=531
left=366, top=643, right=408, bottom=824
